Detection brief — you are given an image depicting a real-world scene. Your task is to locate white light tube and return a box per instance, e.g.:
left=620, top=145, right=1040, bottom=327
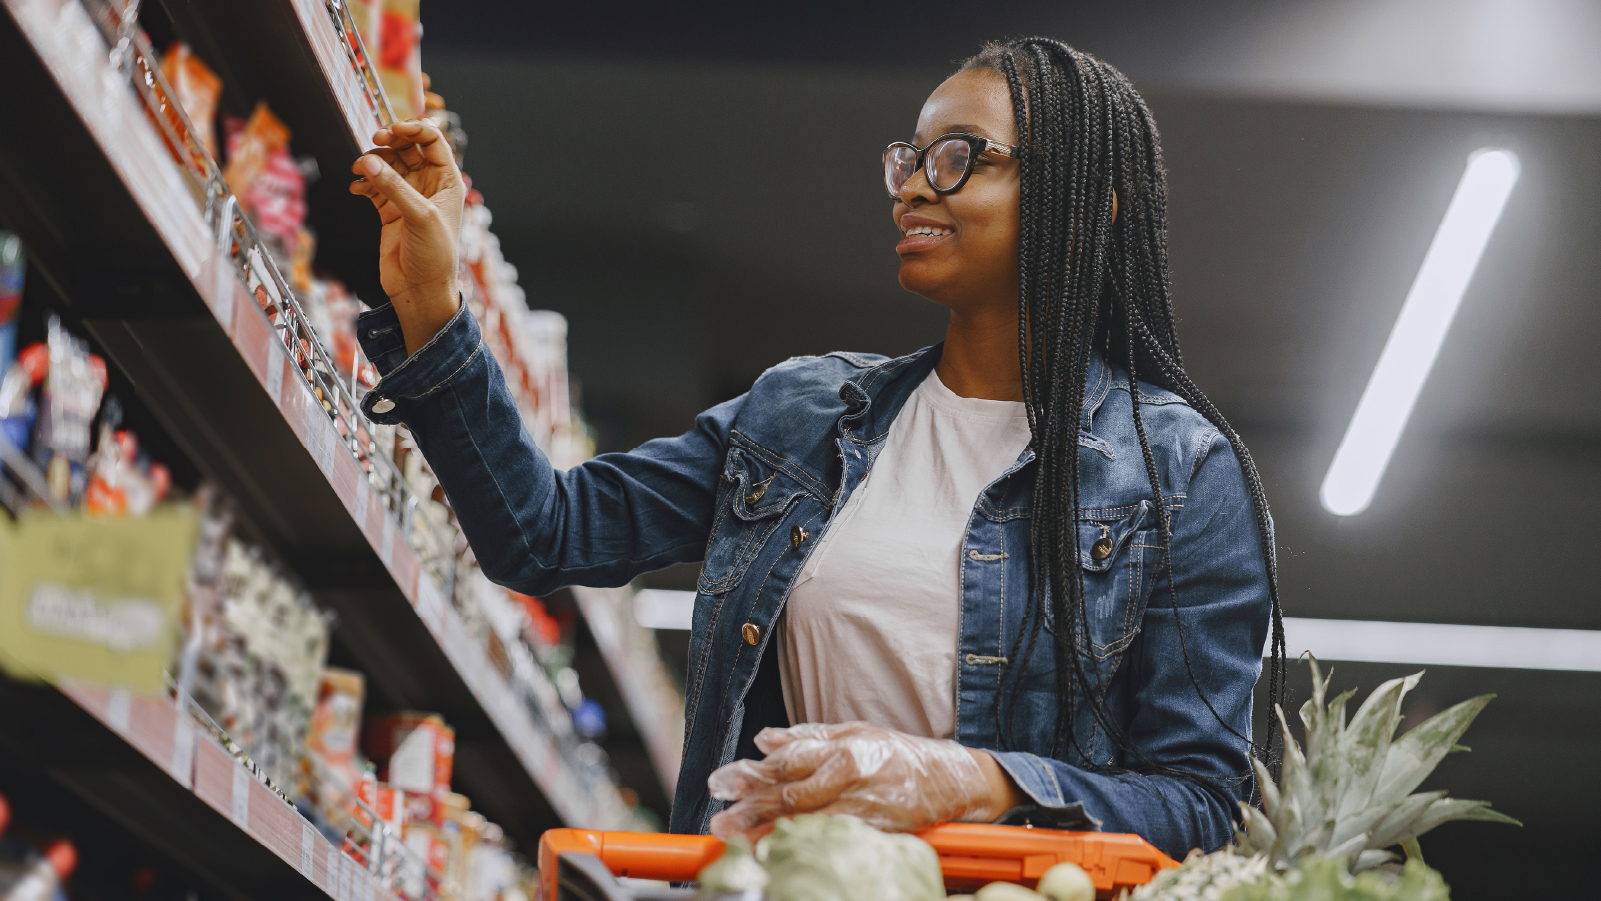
left=1279, top=617, right=1601, bottom=672
left=636, top=588, right=1599, bottom=673
left=1320, top=149, right=1520, bottom=516
left=633, top=588, right=697, bottom=630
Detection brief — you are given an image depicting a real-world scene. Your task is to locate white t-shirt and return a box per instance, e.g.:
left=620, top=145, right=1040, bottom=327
left=776, top=369, right=1032, bottom=739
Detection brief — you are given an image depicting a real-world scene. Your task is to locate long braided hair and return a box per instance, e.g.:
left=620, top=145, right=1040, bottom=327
left=961, top=39, right=1288, bottom=790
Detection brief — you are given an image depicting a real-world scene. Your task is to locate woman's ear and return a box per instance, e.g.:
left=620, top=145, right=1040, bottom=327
left=1111, top=189, right=1119, bottom=225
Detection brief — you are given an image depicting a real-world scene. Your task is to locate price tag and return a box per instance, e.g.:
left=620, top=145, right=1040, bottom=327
left=416, top=575, right=445, bottom=635
left=106, top=686, right=129, bottom=735
left=171, top=709, right=195, bottom=788
left=266, top=340, right=285, bottom=406
left=305, top=392, right=335, bottom=477
left=352, top=469, right=369, bottom=526
left=380, top=513, right=395, bottom=569
left=211, top=256, right=236, bottom=335
left=300, top=822, right=316, bottom=878
left=230, top=765, right=250, bottom=829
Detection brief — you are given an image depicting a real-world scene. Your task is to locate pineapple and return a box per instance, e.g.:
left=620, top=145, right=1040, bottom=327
left=1132, top=657, right=1517, bottom=899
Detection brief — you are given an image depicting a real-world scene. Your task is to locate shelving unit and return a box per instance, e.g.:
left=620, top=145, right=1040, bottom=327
left=0, top=0, right=682, bottom=874
left=0, top=677, right=391, bottom=901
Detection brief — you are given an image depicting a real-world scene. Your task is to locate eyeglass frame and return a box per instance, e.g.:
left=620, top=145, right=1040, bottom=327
left=883, top=132, right=1021, bottom=200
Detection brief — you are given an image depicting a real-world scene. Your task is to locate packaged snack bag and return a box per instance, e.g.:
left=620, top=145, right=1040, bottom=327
left=33, top=317, right=107, bottom=503
left=159, top=42, right=222, bottom=161
left=222, top=102, right=291, bottom=211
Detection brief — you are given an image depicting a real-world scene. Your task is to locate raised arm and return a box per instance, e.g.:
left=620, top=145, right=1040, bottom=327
left=349, top=121, right=730, bottom=593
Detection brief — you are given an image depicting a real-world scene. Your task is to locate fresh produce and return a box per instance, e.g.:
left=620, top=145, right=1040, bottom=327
left=697, top=835, right=768, bottom=895
left=1132, top=656, right=1517, bottom=901
left=975, top=882, right=1045, bottom=901
left=1036, top=862, right=1096, bottom=901
left=1225, top=855, right=1449, bottom=901
left=696, top=814, right=942, bottom=901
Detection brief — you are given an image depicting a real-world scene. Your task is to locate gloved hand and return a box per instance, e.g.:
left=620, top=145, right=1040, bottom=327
left=706, top=722, right=1016, bottom=840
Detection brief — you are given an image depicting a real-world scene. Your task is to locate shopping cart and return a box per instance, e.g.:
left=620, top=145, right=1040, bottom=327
left=538, top=823, right=1179, bottom=900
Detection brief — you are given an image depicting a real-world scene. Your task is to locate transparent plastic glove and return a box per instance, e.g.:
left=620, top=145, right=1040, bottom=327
left=707, top=722, right=999, bottom=839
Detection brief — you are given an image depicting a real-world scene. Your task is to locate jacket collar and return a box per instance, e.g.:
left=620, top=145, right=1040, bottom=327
left=836, top=343, right=1114, bottom=441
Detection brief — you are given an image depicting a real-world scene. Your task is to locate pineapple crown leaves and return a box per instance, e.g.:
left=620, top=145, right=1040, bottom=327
left=1235, top=656, right=1519, bottom=873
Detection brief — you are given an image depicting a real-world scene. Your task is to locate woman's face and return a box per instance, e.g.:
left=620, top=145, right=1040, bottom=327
left=893, top=68, right=1021, bottom=312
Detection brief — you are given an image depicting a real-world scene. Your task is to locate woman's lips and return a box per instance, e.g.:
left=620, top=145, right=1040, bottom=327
left=896, top=231, right=952, bottom=255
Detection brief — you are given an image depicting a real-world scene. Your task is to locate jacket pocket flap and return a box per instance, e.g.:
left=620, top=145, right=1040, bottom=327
left=1077, top=499, right=1158, bottom=572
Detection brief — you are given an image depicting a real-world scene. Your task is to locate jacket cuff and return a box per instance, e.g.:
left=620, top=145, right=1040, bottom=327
left=984, top=750, right=1103, bottom=831
left=357, top=300, right=481, bottom=425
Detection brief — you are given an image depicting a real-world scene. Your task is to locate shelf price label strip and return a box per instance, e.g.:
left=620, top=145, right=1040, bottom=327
left=58, top=684, right=403, bottom=901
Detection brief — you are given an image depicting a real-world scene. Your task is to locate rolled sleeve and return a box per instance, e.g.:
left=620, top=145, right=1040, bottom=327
left=357, top=301, right=480, bottom=425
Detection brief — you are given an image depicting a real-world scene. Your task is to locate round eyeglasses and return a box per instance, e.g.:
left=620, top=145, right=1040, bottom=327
left=883, top=132, right=1020, bottom=200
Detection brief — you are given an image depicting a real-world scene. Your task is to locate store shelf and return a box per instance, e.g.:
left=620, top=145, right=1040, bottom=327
left=571, top=586, right=686, bottom=796
left=0, top=676, right=376, bottom=901
left=0, top=0, right=633, bottom=843
left=154, top=0, right=393, bottom=303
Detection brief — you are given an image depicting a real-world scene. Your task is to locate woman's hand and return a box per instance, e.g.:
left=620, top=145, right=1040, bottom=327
left=706, top=722, right=1025, bottom=840
left=348, top=119, right=465, bottom=356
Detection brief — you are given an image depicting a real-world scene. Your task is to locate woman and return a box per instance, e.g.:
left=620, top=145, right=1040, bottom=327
left=348, top=38, right=1284, bottom=858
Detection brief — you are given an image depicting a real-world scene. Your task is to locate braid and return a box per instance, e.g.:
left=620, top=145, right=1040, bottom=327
left=963, top=40, right=1289, bottom=794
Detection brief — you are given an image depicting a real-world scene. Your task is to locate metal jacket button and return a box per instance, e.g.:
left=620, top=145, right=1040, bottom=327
left=790, top=525, right=809, bottom=549
left=1091, top=536, right=1114, bottom=560
left=741, top=622, right=760, bottom=645
left=371, top=397, right=395, bottom=414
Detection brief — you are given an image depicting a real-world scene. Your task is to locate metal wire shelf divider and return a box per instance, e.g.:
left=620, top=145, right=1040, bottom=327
left=324, top=0, right=396, bottom=128
left=84, top=0, right=458, bottom=598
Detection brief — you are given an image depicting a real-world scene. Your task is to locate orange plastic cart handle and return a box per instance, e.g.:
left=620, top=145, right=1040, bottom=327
left=538, top=822, right=1177, bottom=899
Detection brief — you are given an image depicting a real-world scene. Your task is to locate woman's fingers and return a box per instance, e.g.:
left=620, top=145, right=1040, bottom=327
left=371, top=119, right=454, bottom=168
left=352, top=154, right=434, bottom=224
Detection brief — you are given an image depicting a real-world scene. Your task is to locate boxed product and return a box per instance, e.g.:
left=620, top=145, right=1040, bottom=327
left=377, top=0, right=425, bottom=120
left=365, top=712, right=454, bottom=825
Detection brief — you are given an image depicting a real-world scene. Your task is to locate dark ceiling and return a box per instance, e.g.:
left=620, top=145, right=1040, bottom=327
left=417, top=3, right=1599, bottom=896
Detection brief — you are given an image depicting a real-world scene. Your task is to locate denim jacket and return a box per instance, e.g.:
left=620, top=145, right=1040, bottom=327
left=356, top=301, right=1271, bottom=859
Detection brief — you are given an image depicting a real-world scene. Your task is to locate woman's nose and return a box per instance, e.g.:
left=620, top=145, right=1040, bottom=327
left=898, top=165, right=939, bottom=206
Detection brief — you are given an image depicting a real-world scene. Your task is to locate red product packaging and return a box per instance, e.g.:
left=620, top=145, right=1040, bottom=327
left=365, top=713, right=454, bottom=825
left=222, top=102, right=290, bottom=205
left=356, top=776, right=408, bottom=835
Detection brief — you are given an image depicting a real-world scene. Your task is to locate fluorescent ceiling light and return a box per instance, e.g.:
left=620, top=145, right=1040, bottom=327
left=634, top=589, right=696, bottom=630
left=1320, top=149, right=1520, bottom=516
left=635, top=588, right=1598, bottom=673
left=1279, top=617, right=1601, bottom=672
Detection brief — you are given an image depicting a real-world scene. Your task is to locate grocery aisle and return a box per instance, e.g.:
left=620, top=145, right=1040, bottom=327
left=0, top=2, right=681, bottom=899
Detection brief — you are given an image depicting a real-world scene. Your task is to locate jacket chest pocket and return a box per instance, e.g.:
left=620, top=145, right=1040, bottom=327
left=698, top=447, right=809, bottom=596
left=1074, top=499, right=1164, bottom=676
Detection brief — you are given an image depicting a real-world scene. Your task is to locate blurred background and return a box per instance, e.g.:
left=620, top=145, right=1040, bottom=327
left=422, top=1, right=1598, bottom=897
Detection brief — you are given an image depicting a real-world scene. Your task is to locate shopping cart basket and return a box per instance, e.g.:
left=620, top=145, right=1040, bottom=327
left=538, top=822, right=1179, bottom=900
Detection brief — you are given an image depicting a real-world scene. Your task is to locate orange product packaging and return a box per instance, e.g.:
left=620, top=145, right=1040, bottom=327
left=365, top=712, right=454, bottom=825
left=222, top=101, right=291, bottom=205
left=160, top=42, right=222, bottom=160
left=309, top=669, right=366, bottom=802
left=377, top=0, right=425, bottom=120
